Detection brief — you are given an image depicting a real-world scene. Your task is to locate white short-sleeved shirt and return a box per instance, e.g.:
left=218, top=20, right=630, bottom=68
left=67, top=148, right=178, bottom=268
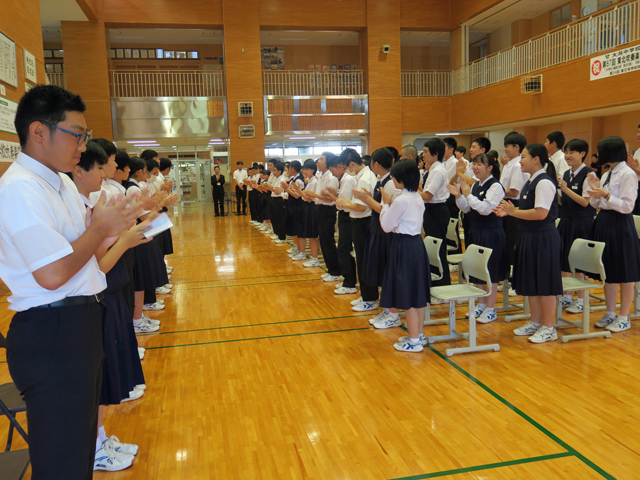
left=315, top=170, right=339, bottom=206
left=501, top=156, right=528, bottom=199
left=549, top=150, right=570, bottom=178
left=380, top=173, right=402, bottom=206
left=456, top=177, right=505, bottom=215
left=125, top=178, right=151, bottom=215
left=0, top=153, right=107, bottom=312
left=233, top=169, right=247, bottom=187
left=590, top=161, right=638, bottom=214
left=350, top=166, right=377, bottom=218
left=424, top=161, right=450, bottom=203
left=522, top=169, right=557, bottom=211
left=558, top=164, right=590, bottom=200
left=270, top=174, right=286, bottom=198
left=443, top=155, right=457, bottom=182
left=633, top=149, right=640, bottom=180
left=380, top=190, right=425, bottom=235
left=337, top=174, right=356, bottom=211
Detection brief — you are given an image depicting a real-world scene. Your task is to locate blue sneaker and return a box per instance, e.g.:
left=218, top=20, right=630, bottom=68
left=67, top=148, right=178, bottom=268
left=559, top=296, right=572, bottom=308
left=606, top=316, right=631, bottom=333
left=465, top=305, right=485, bottom=318
left=374, top=315, right=402, bottom=329
left=352, top=301, right=378, bottom=312
left=528, top=325, right=558, bottom=344
left=398, top=334, right=427, bottom=345
left=476, top=308, right=497, bottom=324
left=513, top=321, right=539, bottom=336
left=393, top=341, right=424, bottom=352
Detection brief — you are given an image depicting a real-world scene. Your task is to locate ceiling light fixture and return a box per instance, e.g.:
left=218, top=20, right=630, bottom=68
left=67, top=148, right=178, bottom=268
left=435, top=133, right=460, bottom=136
left=290, top=136, right=316, bottom=139
left=127, top=140, right=156, bottom=143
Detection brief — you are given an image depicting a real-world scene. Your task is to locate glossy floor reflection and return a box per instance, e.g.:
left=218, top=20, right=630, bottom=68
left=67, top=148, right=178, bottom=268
left=1, top=202, right=639, bottom=479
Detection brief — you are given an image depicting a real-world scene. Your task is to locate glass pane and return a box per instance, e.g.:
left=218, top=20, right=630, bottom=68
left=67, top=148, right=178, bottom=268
left=284, top=148, right=298, bottom=156
left=156, top=49, right=163, bottom=58
left=165, top=51, right=175, bottom=59
left=561, top=4, right=571, bottom=24
left=176, top=51, right=187, bottom=59
left=551, top=9, right=561, bottom=28
left=188, top=51, right=199, bottom=59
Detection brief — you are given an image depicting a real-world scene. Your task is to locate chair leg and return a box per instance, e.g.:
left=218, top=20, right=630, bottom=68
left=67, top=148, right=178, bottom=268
left=427, top=300, right=461, bottom=344
left=445, top=296, right=500, bottom=356
left=505, top=295, right=531, bottom=322
left=6, top=424, right=13, bottom=452
left=561, top=289, right=612, bottom=343
left=629, top=282, right=640, bottom=319
left=495, top=278, right=524, bottom=313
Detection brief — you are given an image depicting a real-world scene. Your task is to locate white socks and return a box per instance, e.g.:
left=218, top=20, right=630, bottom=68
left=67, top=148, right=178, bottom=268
left=564, top=294, right=572, bottom=301
left=133, top=318, right=142, bottom=326
left=409, top=337, right=420, bottom=344
left=96, top=426, right=107, bottom=453
left=478, top=303, right=486, bottom=310
left=388, top=312, right=399, bottom=319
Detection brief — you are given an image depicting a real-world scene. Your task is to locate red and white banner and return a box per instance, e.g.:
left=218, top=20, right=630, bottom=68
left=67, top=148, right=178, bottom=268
left=590, top=44, right=640, bottom=81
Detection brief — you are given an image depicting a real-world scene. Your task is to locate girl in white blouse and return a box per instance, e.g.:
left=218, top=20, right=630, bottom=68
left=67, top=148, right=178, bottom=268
left=379, top=159, right=431, bottom=352
left=587, top=136, right=640, bottom=333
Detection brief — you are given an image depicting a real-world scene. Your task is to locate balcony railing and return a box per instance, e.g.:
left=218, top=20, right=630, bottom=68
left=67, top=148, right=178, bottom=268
left=46, top=73, right=66, bottom=89
left=401, top=71, right=451, bottom=97
left=262, top=70, right=364, bottom=96
left=109, top=70, right=225, bottom=98
left=452, top=0, right=640, bottom=94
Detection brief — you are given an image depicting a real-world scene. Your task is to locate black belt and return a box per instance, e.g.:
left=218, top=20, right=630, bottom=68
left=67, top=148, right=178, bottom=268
left=31, top=294, right=104, bottom=311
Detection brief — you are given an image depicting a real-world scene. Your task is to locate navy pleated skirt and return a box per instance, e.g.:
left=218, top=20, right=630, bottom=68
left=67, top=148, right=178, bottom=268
left=100, top=258, right=145, bottom=406
left=380, top=234, right=431, bottom=310
left=512, top=224, right=563, bottom=296
left=133, top=237, right=169, bottom=291
left=298, top=202, right=318, bottom=239
left=467, top=226, right=508, bottom=285
left=285, top=202, right=302, bottom=236
left=590, top=209, right=640, bottom=283
left=362, top=215, right=393, bottom=287
left=557, top=216, right=594, bottom=272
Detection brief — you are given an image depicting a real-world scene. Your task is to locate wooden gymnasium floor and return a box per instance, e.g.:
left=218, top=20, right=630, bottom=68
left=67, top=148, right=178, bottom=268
left=1, top=201, right=640, bottom=480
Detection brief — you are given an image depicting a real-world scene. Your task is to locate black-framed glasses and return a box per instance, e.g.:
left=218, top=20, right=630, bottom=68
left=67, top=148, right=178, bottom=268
left=40, top=121, right=92, bottom=145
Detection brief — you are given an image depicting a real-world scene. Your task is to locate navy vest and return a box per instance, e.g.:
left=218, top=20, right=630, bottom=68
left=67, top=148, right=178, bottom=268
left=466, top=177, right=504, bottom=229
left=561, top=166, right=596, bottom=218
left=373, top=174, right=393, bottom=220
left=519, top=171, right=559, bottom=231
left=288, top=173, right=304, bottom=206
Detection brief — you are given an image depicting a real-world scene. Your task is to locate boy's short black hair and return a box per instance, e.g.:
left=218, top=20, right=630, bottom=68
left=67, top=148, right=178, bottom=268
left=321, top=151, right=337, bottom=163
left=77, top=141, right=108, bottom=172
left=115, top=150, right=130, bottom=171
left=563, top=139, right=589, bottom=159
left=159, top=157, right=172, bottom=171
left=339, top=148, right=362, bottom=166
left=442, top=137, right=457, bottom=152
left=289, top=160, right=302, bottom=172
left=384, top=146, right=399, bottom=163
left=547, top=131, right=566, bottom=150
left=362, top=155, right=371, bottom=167
left=129, top=156, right=146, bottom=177
left=90, top=138, right=117, bottom=157
left=597, top=136, right=627, bottom=166
left=140, top=149, right=158, bottom=160
left=236, top=161, right=244, bottom=165
left=472, top=136, right=491, bottom=153
left=423, top=138, right=445, bottom=162
left=144, top=157, right=159, bottom=173
left=261, top=169, right=270, bottom=176
left=271, top=160, right=284, bottom=173
left=302, top=158, right=317, bottom=174
left=327, top=155, right=341, bottom=169
left=214, top=165, right=220, bottom=170
left=371, top=147, right=394, bottom=170
left=390, top=158, right=420, bottom=192
left=455, top=145, right=467, bottom=155
left=504, top=132, right=527, bottom=153
left=14, top=85, right=86, bottom=147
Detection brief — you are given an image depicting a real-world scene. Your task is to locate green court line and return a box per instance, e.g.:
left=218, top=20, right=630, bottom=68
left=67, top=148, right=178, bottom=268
left=172, top=272, right=318, bottom=285
left=173, top=277, right=320, bottom=291
left=390, top=451, right=573, bottom=480
left=426, top=345, right=615, bottom=479
left=137, top=313, right=372, bottom=336
left=144, top=326, right=370, bottom=350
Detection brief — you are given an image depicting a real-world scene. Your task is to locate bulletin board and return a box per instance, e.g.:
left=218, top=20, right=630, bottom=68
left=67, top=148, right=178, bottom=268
left=0, top=31, right=18, bottom=88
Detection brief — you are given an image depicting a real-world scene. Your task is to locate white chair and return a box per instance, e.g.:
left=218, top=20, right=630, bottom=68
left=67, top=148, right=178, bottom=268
left=424, top=236, right=446, bottom=326
left=426, top=245, right=500, bottom=356
left=555, top=239, right=611, bottom=342
left=445, top=218, right=464, bottom=284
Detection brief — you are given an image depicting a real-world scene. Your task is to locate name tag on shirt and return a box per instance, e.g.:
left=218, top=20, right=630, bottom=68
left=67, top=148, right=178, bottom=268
left=571, top=185, right=578, bottom=190
left=522, top=195, right=527, bottom=199
left=479, top=191, right=485, bottom=197
left=217, top=182, right=221, bottom=185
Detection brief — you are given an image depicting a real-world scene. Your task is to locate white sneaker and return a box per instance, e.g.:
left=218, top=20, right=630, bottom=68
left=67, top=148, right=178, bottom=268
left=103, top=435, right=139, bottom=456
left=559, top=296, right=572, bottom=308
left=465, top=305, right=485, bottom=318
left=155, top=286, right=171, bottom=295
left=335, top=287, right=358, bottom=295
left=606, top=316, right=631, bottom=332
left=138, top=347, right=145, bottom=360
left=449, top=264, right=458, bottom=272
left=287, top=247, right=298, bottom=254
left=291, top=253, right=307, bottom=261
left=374, top=315, right=402, bottom=329
left=274, top=239, right=287, bottom=244
left=513, top=321, right=539, bottom=336
left=398, top=334, right=427, bottom=346
left=334, top=282, right=343, bottom=288
left=595, top=312, right=616, bottom=328
left=143, top=315, right=160, bottom=326
left=324, top=275, right=342, bottom=282
left=134, top=319, right=159, bottom=334
left=134, top=384, right=146, bottom=391
left=303, top=259, right=319, bottom=267
left=368, top=312, right=387, bottom=325
left=163, top=283, right=173, bottom=289
left=430, top=297, right=447, bottom=305
left=352, top=301, right=378, bottom=312
left=120, top=387, right=144, bottom=403
left=156, top=299, right=165, bottom=305
left=143, top=302, right=165, bottom=311
left=476, top=308, right=497, bottom=324
left=393, top=341, right=424, bottom=352
left=508, top=288, right=518, bottom=297
left=94, top=444, right=134, bottom=471
left=350, top=297, right=363, bottom=306
left=270, top=234, right=278, bottom=239
left=565, top=299, right=584, bottom=314
left=497, top=283, right=504, bottom=292
left=528, top=325, right=558, bottom=343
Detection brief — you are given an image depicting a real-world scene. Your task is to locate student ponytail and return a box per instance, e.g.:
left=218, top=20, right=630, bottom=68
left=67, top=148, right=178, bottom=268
left=525, top=143, right=557, bottom=185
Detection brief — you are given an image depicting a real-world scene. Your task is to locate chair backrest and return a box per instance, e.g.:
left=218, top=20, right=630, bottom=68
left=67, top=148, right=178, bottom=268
left=446, top=218, right=459, bottom=247
left=633, top=215, right=640, bottom=239
left=424, top=236, right=443, bottom=281
left=461, top=244, right=493, bottom=288
left=568, top=238, right=606, bottom=284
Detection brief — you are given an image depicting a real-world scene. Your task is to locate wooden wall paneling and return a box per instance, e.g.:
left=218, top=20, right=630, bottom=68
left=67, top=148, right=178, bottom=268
left=365, top=0, right=402, bottom=149
left=401, top=97, right=450, bottom=134
left=298, top=99, right=321, bottom=114
left=259, top=0, right=367, bottom=29
left=449, top=0, right=503, bottom=28
left=223, top=0, right=265, bottom=171
left=590, top=116, right=604, bottom=149
left=399, top=0, right=450, bottom=30
left=400, top=46, right=450, bottom=71
left=511, top=19, right=532, bottom=45
left=449, top=42, right=640, bottom=132
left=62, top=21, right=113, bottom=139
left=602, top=111, right=640, bottom=152
left=76, top=0, right=99, bottom=22
left=103, top=0, right=223, bottom=27
left=450, top=27, right=463, bottom=71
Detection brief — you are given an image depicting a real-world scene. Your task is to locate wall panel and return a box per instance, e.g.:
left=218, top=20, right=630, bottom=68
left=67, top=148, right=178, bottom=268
left=103, top=0, right=223, bottom=27
left=259, top=0, right=366, bottom=28
left=399, top=0, right=450, bottom=30
left=400, top=46, right=450, bottom=71
left=401, top=97, right=450, bottom=133
left=450, top=0, right=502, bottom=27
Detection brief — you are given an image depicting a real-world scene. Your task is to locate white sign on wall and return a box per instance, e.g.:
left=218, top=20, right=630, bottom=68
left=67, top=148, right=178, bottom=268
left=590, top=44, right=640, bottom=81
left=0, top=139, right=20, bottom=163
left=23, top=49, right=36, bottom=84
left=0, top=97, right=18, bottom=135
left=0, top=31, right=18, bottom=88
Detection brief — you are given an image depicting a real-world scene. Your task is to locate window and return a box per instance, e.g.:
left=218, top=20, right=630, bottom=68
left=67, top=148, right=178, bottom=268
left=187, top=51, right=199, bottom=59
left=551, top=3, right=572, bottom=28
left=176, top=51, right=187, bottom=59
left=164, top=50, right=175, bottom=58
